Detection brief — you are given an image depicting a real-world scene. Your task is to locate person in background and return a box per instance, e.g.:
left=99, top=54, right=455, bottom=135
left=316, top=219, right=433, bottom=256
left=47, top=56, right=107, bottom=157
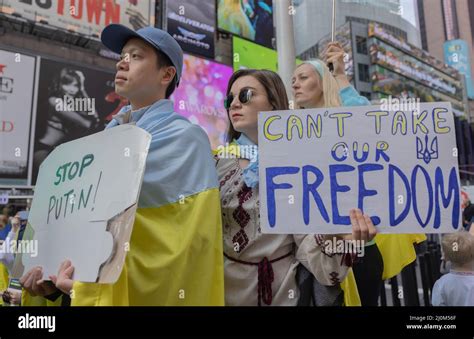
left=0, top=216, right=20, bottom=272
left=292, top=43, right=381, bottom=306
left=0, top=214, right=11, bottom=301
left=0, top=216, right=22, bottom=306
left=0, top=205, right=13, bottom=241
left=461, top=191, right=474, bottom=231
left=432, top=231, right=474, bottom=306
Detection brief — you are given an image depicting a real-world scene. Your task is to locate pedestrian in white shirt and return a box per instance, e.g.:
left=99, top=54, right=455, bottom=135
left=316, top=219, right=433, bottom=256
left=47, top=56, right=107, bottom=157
left=432, top=230, right=474, bottom=306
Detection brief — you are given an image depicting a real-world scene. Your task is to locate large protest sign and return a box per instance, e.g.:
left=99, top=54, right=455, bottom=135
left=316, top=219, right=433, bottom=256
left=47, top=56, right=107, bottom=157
left=258, top=102, right=461, bottom=234
left=12, top=125, right=151, bottom=283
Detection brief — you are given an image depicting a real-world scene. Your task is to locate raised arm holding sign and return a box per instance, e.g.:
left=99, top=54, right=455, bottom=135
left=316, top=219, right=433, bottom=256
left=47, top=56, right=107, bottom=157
left=291, top=55, right=430, bottom=306
left=258, top=102, right=460, bottom=234
left=216, top=68, right=377, bottom=306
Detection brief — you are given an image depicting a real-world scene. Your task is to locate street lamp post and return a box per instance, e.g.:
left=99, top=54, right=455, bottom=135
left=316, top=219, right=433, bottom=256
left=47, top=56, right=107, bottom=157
left=275, top=0, right=297, bottom=100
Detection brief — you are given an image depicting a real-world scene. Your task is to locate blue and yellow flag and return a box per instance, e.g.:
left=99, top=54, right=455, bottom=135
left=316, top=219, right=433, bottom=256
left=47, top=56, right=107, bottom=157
left=375, top=234, right=427, bottom=280
left=24, top=100, right=224, bottom=306
left=0, top=263, right=8, bottom=297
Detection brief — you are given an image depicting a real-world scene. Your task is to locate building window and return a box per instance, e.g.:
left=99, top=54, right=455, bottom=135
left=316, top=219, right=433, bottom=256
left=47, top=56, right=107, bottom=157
left=417, top=0, right=428, bottom=51
left=358, top=63, right=370, bottom=82
left=442, top=0, right=460, bottom=40
left=356, top=36, right=368, bottom=54
left=470, top=0, right=474, bottom=43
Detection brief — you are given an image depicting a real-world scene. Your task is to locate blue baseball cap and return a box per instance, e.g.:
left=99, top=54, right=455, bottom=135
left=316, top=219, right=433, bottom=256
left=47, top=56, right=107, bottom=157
left=17, top=211, right=28, bottom=221
left=101, top=24, right=183, bottom=85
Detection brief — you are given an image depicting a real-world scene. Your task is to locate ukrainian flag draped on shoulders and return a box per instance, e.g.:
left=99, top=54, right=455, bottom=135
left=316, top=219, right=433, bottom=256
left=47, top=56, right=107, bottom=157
left=69, top=99, right=224, bottom=306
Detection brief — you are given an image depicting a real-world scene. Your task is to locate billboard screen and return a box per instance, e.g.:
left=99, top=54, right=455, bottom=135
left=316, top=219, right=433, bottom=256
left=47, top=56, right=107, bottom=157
left=0, top=0, right=155, bottom=38
left=0, top=49, right=36, bottom=182
left=166, top=0, right=216, bottom=59
left=170, top=54, right=233, bottom=149
left=233, top=35, right=277, bottom=71
left=368, top=22, right=465, bottom=115
left=32, top=58, right=128, bottom=184
left=368, top=22, right=456, bottom=76
left=218, top=0, right=274, bottom=48
left=369, top=39, right=463, bottom=100
left=444, top=39, right=474, bottom=100
left=233, top=36, right=302, bottom=72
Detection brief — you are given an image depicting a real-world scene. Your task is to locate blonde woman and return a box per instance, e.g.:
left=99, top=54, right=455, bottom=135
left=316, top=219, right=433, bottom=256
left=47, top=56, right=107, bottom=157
left=292, top=42, right=426, bottom=306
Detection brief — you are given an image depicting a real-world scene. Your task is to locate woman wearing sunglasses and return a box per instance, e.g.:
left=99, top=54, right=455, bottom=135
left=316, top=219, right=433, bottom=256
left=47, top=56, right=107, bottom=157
left=215, top=68, right=377, bottom=306
left=291, top=42, right=426, bottom=306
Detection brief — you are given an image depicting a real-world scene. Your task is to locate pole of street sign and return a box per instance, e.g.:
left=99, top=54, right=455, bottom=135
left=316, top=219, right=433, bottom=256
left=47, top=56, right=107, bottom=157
left=275, top=0, right=296, bottom=98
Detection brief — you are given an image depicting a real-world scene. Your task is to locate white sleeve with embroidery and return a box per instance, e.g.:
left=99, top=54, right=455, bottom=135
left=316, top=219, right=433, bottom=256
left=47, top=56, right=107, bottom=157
left=293, top=234, right=354, bottom=286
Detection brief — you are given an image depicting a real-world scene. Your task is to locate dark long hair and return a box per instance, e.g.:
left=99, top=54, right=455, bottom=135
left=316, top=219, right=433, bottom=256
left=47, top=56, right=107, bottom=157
left=50, top=68, right=81, bottom=98
left=225, top=69, right=289, bottom=142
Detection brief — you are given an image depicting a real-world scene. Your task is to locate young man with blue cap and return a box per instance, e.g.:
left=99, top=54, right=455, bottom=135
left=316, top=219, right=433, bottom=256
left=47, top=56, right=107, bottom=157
left=20, top=25, right=224, bottom=306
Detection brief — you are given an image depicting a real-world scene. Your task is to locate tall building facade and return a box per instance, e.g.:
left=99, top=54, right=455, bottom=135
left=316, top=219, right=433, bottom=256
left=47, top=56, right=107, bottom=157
left=418, top=0, right=473, bottom=72
left=418, top=0, right=474, bottom=117
left=293, top=0, right=421, bottom=55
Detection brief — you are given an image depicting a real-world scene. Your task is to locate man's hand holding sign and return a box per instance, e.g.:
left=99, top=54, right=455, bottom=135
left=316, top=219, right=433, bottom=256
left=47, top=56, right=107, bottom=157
left=14, top=125, right=151, bottom=298
left=258, top=102, right=460, bottom=235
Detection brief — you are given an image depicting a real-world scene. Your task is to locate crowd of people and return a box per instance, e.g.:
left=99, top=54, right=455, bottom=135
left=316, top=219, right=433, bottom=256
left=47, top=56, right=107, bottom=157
left=0, top=24, right=473, bottom=307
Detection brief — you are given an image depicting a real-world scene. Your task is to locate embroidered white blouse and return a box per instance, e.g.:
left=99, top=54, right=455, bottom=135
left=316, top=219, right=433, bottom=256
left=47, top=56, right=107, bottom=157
left=216, top=156, right=354, bottom=306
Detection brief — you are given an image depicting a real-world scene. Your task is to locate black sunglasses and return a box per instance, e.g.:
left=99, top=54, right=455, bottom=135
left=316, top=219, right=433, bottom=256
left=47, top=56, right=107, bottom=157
left=224, top=88, right=253, bottom=109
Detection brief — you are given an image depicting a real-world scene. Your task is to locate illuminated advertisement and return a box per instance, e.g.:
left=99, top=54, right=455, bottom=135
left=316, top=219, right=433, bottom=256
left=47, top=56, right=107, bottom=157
left=0, top=49, right=36, bottom=182
left=218, top=0, right=274, bottom=48
left=369, top=39, right=463, bottom=100
left=367, top=22, right=465, bottom=114
left=166, top=0, right=215, bottom=59
left=170, top=54, right=233, bottom=149
left=33, top=58, right=128, bottom=184
left=233, top=36, right=277, bottom=71
left=233, top=36, right=302, bottom=72
left=0, top=0, right=155, bottom=38
left=368, top=22, right=455, bottom=76
left=444, top=39, right=474, bottom=99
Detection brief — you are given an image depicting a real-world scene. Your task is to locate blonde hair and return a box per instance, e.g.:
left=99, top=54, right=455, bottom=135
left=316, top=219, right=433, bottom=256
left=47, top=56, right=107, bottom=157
left=296, top=59, right=342, bottom=108
left=442, top=231, right=474, bottom=266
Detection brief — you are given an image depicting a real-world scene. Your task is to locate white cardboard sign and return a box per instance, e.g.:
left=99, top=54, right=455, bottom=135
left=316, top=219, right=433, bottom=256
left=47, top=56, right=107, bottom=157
left=258, top=102, right=461, bottom=234
left=12, top=125, right=151, bottom=283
